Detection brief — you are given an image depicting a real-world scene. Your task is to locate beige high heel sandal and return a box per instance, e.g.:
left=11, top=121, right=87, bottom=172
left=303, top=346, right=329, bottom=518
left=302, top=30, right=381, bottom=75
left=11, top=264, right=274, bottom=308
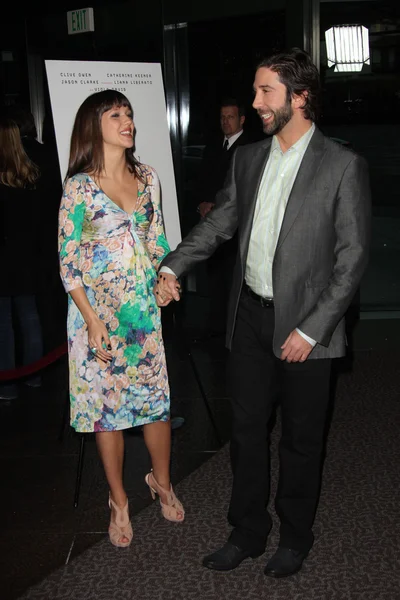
left=145, top=470, right=185, bottom=522
left=108, top=494, right=133, bottom=548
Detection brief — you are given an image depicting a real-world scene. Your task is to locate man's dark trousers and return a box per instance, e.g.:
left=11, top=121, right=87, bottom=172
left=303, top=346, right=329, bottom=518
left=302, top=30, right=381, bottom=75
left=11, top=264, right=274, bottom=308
left=227, top=290, right=332, bottom=554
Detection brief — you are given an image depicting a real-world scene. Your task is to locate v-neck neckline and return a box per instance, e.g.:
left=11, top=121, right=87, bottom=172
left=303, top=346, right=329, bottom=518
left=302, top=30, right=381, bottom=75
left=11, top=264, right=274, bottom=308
left=86, top=174, right=143, bottom=217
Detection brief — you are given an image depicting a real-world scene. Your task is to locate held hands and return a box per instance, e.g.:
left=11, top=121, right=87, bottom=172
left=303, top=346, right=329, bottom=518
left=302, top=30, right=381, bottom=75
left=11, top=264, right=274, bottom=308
left=87, top=317, right=112, bottom=363
left=154, top=273, right=181, bottom=307
left=280, top=330, right=313, bottom=363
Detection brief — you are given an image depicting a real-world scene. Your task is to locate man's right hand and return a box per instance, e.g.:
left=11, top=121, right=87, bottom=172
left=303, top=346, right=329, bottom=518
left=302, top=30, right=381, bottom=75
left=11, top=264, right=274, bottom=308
left=154, top=273, right=181, bottom=307
left=197, top=202, right=215, bottom=218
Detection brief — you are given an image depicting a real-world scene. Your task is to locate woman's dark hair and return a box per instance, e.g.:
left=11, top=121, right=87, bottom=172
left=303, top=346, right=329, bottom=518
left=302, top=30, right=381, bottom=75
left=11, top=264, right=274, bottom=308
left=257, top=48, right=320, bottom=121
left=0, top=118, right=40, bottom=188
left=66, top=90, right=145, bottom=183
left=6, top=105, right=37, bottom=139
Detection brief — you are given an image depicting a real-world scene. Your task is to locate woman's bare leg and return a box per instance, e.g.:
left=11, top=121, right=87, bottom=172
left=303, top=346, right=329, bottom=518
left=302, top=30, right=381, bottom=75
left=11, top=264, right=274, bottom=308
left=96, top=430, right=129, bottom=543
left=143, top=420, right=171, bottom=499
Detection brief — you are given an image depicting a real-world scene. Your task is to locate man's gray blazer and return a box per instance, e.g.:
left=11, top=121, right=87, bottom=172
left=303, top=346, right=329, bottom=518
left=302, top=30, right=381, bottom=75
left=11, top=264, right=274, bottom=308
left=162, top=127, right=371, bottom=359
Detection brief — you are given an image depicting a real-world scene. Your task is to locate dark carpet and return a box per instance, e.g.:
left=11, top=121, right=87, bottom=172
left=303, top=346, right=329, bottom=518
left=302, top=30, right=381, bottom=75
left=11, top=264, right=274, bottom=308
left=19, top=350, right=400, bottom=600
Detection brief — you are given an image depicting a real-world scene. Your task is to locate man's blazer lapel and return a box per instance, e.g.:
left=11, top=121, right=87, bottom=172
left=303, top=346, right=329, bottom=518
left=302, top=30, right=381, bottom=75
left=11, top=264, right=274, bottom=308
left=276, top=128, right=327, bottom=252
left=240, top=139, right=272, bottom=262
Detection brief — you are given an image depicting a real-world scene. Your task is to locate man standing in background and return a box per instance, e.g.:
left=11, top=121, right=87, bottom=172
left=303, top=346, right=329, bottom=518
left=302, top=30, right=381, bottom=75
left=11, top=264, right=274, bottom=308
left=196, top=99, right=258, bottom=335
left=197, top=99, right=252, bottom=219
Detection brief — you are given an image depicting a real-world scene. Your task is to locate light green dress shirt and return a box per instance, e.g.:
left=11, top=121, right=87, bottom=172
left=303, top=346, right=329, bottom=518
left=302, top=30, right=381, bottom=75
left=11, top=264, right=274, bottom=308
left=161, top=123, right=317, bottom=346
left=245, top=123, right=316, bottom=345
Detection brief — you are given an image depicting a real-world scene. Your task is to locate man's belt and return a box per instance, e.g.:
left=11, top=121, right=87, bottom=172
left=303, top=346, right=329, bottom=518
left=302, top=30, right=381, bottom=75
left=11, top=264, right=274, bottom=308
left=243, top=283, right=274, bottom=308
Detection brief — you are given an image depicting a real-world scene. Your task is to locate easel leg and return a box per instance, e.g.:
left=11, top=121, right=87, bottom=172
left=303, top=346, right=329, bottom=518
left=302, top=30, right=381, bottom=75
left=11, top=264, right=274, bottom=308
left=186, top=346, right=223, bottom=447
left=58, top=389, right=70, bottom=442
left=59, top=388, right=85, bottom=507
left=170, top=294, right=224, bottom=448
left=74, top=434, right=85, bottom=508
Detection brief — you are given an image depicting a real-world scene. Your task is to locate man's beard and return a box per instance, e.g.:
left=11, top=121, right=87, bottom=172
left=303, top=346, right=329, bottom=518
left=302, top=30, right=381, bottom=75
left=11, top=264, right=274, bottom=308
left=261, top=97, right=293, bottom=135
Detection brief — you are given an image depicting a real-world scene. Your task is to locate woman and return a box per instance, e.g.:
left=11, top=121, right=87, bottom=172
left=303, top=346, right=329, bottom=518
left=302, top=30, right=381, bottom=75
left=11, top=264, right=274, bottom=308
left=0, top=118, right=44, bottom=400
left=58, top=90, right=184, bottom=548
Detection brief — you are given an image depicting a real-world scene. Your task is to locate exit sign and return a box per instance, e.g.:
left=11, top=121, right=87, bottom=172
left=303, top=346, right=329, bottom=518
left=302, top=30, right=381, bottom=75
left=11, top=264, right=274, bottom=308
left=67, top=8, right=95, bottom=35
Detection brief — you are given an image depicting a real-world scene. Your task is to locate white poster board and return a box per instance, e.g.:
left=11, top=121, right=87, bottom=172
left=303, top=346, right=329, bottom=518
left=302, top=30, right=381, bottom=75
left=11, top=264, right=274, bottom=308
left=45, top=60, right=181, bottom=250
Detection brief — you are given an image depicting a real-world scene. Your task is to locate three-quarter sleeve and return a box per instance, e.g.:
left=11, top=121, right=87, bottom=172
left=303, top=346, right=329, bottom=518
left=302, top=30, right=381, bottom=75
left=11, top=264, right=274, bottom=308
left=145, top=168, right=171, bottom=269
left=58, top=176, right=87, bottom=292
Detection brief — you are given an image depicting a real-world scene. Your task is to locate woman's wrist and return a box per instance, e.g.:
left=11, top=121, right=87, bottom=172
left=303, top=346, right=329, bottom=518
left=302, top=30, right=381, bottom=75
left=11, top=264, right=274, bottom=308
left=84, top=312, right=99, bottom=326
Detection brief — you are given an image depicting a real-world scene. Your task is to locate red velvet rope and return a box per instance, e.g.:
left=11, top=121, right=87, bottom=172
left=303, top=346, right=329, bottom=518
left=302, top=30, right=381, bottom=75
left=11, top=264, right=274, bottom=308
left=0, top=342, right=68, bottom=382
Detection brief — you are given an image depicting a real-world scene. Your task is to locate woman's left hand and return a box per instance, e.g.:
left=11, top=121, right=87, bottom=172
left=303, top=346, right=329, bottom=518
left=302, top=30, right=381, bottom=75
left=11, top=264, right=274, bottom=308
left=154, top=274, right=181, bottom=306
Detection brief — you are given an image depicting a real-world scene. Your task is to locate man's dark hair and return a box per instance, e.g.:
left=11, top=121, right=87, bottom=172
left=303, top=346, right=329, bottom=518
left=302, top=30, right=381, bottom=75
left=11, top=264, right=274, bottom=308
left=220, top=98, right=245, bottom=118
left=257, top=48, right=320, bottom=121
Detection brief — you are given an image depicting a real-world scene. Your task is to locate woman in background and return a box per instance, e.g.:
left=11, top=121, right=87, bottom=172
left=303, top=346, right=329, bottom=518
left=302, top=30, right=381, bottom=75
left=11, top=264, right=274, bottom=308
left=0, top=118, right=44, bottom=400
left=58, top=90, right=184, bottom=548
left=6, top=105, right=64, bottom=352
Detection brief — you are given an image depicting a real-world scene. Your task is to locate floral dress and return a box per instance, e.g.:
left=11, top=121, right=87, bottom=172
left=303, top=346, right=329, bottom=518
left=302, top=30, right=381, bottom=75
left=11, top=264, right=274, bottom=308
left=58, top=166, right=170, bottom=432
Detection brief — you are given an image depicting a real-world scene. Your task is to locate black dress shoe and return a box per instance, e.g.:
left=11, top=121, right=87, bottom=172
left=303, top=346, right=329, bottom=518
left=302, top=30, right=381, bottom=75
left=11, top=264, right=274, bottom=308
left=264, top=547, right=307, bottom=578
left=202, top=542, right=264, bottom=571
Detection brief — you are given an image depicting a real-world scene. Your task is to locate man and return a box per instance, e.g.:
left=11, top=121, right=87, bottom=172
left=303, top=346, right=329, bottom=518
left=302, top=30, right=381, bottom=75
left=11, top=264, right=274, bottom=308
left=197, top=99, right=254, bottom=219
left=155, top=48, right=371, bottom=577
left=195, top=100, right=257, bottom=335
